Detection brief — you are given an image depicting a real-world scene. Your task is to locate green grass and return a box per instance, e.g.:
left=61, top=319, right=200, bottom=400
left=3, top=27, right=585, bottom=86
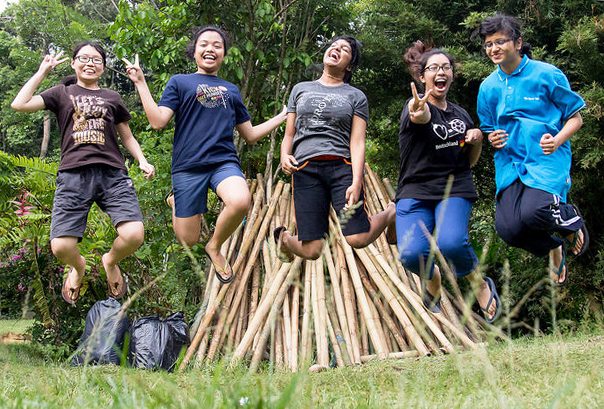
left=1, top=330, right=603, bottom=408
left=0, top=320, right=33, bottom=335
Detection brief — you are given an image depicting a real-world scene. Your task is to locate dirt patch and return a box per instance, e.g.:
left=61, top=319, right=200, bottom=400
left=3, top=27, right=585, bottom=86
left=0, top=332, right=31, bottom=344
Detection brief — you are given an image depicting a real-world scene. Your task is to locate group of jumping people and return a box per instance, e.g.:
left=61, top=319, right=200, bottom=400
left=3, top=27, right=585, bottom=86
left=11, top=13, right=588, bottom=324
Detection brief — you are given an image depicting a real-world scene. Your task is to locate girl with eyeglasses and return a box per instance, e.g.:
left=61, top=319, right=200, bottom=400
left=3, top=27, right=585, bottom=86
left=395, top=40, right=501, bottom=322
left=477, top=14, right=588, bottom=285
left=273, top=35, right=395, bottom=262
left=11, top=42, right=155, bottom=304
left=124, top=26, right=287, bottom=284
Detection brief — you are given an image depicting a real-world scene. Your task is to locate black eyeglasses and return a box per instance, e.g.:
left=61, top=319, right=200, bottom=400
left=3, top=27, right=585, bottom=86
left=424, top=63, right=452, bottom=73
left=75, top=55, right=103, bottom=65
left=483, top=38, right=513, bottom=50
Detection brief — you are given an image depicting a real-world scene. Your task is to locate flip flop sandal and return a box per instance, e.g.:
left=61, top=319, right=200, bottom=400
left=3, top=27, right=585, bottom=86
left=421, top=281, right=441, bottom=313
left=165, top=190, right=175, bottom=209
left=565, top=205, right=589, bottom=257
left=61, top=267, right=82, bottom=305
left=273, top=226, right=295, bottom=263
left=480, top=277, right=502, bottom=323
left=213, top=260, right=234, bottom=284
left=107, top=272, right=129, bottom=299
left=551, top=244, right=568, bottom=285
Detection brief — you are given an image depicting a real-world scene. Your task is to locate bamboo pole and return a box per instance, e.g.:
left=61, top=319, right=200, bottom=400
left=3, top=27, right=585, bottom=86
left=326, top=295, right=352, bottom=366
left=330, top=221, right=388, bottom=357
left=322, top=245, right=355, bottom=364
left=335, top=243, right=362, bottom=364
left=282, top=292, right=292, bottom=368
left=359, top=245, right=454, bottom=353
left=231, top=257, right=302, bottom=364
left=290, top=281, right=300, bottom=372
left=311, top=259, right=329, bottom=367
left=275, top=317, right=284, bottom=368
left=325, top=305, right=345, bottom=368
left=357, top=266, right=409, bottom=351
left=248, top=258, right=302, bottom=373
left=360, top=350, right=420, bottom=363
left=300, top=261, right=312, bottom=366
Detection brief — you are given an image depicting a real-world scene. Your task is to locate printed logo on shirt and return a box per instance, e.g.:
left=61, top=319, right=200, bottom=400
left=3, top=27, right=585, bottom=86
left=433, top=118, right=466, bottom=150
left=196, top=84, right=229, bottom=108
left=70, top=95, right=108, bottom=145
left=523, top=96, right=540, bottom=101
left=299, top=92, right=349, bottom=126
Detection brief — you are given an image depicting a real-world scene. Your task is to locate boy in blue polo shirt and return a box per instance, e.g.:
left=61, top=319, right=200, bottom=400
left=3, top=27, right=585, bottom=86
left=476, top=14, right=588, bottom=284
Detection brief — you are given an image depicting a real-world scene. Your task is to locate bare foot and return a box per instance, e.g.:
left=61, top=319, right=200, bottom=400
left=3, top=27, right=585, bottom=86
left=565, top=229, right=584, bottom=256
left=102, top=253, right=127, bottom=298
left=385, top=202, right=397, bottom=245
left=549, top=245, right=567, bottom=284
left=205, top=242, right=232, bottom=282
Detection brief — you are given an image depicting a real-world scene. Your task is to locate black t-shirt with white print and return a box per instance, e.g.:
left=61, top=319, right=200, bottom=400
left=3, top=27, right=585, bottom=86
left=395, top=99, right=477, bottom=201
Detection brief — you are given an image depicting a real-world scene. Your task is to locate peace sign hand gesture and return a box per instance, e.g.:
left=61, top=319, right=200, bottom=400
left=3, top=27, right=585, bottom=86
left=408, top=82, right=432, bottom=124
left=38, top=51, right=68, bottom=76
left=122, top=54, right=144, bottom=84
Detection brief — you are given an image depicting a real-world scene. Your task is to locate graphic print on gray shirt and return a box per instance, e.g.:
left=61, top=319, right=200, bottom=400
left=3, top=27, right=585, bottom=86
left=287, top=81, right=368, bottom=163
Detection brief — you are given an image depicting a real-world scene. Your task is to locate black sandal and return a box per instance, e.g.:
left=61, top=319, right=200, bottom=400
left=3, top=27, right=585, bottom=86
left=273, top=226, right=294, bottom=263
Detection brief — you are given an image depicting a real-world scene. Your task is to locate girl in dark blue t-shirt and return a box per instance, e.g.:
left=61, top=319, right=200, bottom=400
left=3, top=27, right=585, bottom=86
left=396, top=40, right=501, bottom=323
left=125, top=26, right=286, bottom=284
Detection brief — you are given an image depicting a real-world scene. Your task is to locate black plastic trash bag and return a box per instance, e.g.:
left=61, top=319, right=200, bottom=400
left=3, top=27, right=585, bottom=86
left=128, top=312, right=189, bottom=371
left=72, top=298, right=129, bottom=366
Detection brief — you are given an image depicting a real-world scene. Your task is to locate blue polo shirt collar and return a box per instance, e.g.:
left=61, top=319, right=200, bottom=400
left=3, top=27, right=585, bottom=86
left=496, top=55, right=530, bottom=81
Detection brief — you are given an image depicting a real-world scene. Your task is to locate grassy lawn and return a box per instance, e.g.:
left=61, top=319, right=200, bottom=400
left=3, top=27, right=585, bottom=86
left=0, top=320, right=33, bottom=335
left=1, top=330, right=603, bottom=408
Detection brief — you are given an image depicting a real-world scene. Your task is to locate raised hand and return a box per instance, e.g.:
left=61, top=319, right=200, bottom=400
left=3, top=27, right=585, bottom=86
left=122, top=54, right=144, bottom=84
left=38, top=51, right=68, bottom=76
left=409, top=82, right=432, bottom=114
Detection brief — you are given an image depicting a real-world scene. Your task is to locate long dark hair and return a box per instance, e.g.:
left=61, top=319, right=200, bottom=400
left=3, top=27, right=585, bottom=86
left=61, top=41, right=107, bottom=86
left=476, top=14, right=532, bottom=58
left=186, top=25, right=230, bottom=59
left=327, top=35, right=362, bottom=84
left=403, top=40, right=455, bottom=91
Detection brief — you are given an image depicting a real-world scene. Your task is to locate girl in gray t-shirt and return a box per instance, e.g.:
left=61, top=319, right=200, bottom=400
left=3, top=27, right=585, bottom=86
left=274, top=35, right=395, bottom=262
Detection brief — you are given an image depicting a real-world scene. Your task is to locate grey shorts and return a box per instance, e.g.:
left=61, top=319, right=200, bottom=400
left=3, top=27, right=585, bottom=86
left=50, top=165, right=143, bottom=240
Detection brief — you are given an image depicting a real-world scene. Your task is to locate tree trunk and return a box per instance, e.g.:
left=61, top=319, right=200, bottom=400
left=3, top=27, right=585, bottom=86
left=40, top=113, right=51, bottom=159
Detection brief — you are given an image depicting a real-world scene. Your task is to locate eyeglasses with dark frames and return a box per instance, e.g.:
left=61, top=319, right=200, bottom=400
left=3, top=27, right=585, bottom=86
left=423, top=63, right=452, bottom=73
left=483, top=38, right=513, bottom=50
left=75, top=55, right=103, bottom=65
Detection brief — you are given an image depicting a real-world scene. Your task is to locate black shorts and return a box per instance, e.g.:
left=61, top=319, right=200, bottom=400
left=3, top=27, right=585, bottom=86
left=50, top=165, right=143, bottom=240
left=292, top=158, right=370, bottom=241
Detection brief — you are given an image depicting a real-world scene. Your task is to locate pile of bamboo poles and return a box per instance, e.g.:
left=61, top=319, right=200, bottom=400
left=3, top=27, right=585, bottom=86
left=179, top=164, right=495, bottom=373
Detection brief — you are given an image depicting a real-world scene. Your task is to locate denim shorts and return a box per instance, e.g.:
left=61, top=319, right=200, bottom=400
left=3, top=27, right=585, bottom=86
left=292, top=158, right=370, bottom=241
left=50, top=165, right=143, bottom=240
left=172, top=161, right=245, bottom=218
